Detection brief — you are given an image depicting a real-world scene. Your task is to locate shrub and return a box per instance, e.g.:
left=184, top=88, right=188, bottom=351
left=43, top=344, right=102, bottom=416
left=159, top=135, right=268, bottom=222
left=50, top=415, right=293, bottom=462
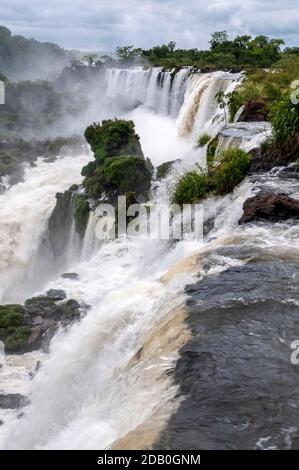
left=0, top=305, right=24, bottom=328
left=5, top=326, right=31, bottom=353
left=82, top=119, right=152, bottom=199
left=212, top=148, right=251, bottom=195
left=101, top=156, right=152, bottom=194
left=84, top=119, right=142, bottom=161
left=206, top=136, right=219, bottom=168
left=173, top=148, right=250, bottom=204
left=173, top=170, right=210, bottom=205
left=269, top=92, right=299, bottom=144
left=197, top=133, right=211, bottom=147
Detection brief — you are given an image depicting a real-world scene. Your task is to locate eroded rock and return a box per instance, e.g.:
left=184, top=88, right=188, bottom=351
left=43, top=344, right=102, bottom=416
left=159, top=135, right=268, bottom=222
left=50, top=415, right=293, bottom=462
left=239, top=192, right=299, bottom=224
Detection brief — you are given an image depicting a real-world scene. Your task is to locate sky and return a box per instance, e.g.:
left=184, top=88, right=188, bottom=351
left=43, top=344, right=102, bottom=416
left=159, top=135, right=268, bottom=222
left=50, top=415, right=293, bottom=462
left=1, top=0, right=299, bottom=51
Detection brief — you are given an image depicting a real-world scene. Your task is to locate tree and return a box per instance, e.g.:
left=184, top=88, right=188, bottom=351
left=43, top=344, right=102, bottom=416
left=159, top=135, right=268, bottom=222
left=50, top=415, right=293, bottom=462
left=115, top=46, right=142, bottom=61
left=215, top=91, right=228, bottom=123
left=167, top=41, right=176, bottom=54
left=210, top=31, right=229, bottom=51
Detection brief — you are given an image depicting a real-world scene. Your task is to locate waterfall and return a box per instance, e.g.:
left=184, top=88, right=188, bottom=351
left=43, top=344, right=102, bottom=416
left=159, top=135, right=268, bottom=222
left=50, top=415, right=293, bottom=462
left=0, top=153, right=90, bottom=303
left=80, top=211, right=101, bottom=260
left=176, top=72, right=240, bottom=139
left=105, top=67, right=190, bottom=117
left=2, top=66, right=296, bottom=450
left=215, top=122, right=272, bottom=157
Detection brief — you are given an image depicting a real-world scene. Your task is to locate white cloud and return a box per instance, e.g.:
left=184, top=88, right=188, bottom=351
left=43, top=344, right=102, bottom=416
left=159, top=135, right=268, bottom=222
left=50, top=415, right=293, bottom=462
left=0, top=0, right=298, bottom=51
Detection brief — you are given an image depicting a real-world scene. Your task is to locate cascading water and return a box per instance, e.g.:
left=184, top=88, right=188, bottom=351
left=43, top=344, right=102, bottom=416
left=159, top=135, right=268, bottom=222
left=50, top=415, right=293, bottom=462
left=176, top=72, right=240, bottom=138
left=0, top=153, right=90, bottom=303
left=105, top=67, right=190, bottom=116
left=1, top=68, right=297, bottom=450
left=215, top=121, right=272, bottom=157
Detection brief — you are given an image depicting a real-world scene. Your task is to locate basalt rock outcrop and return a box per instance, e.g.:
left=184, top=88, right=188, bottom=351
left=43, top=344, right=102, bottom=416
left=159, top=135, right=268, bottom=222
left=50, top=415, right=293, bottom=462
left=0, top=290, right=85, bottom=354
left=237, top=98, right=268, bottom=122
left=239, top=192, right=299, bottom=224
left=82, top=119, right=153, bottom=200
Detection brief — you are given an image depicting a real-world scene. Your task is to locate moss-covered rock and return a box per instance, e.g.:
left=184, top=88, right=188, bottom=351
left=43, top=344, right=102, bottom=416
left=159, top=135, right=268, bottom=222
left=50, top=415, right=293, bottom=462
left=0, top=291, right=85, bottom=354
left=84, top=119, right=144, bottom=162
left=100, top=156, right=152, bottom=194
left=82, top=119, right=153, bottom=199
left=73, top=194, right=90, bottom=236
left=0, top=305, right=30, bottom=353
left=157, top=160, right=177, bottom=180
left=5, top=327, right=31, bottom=353
left=48, top=189, right=74, bottom=256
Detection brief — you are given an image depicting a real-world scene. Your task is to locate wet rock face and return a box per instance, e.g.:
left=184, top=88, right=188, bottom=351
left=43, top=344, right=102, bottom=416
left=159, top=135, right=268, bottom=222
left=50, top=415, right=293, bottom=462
left=0, top=393, right=28, bottom=409
left=48, top=190, right=74, bottom=257
left=239, top=192, right=299, bottom=224
left=237, top=98, right=268, bottom=122
left=155, top=253, right=299, bottom=450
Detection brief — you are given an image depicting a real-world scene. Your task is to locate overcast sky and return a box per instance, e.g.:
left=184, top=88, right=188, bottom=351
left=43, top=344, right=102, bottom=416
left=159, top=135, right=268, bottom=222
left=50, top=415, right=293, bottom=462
left=1, top=0, right=299, bottom=51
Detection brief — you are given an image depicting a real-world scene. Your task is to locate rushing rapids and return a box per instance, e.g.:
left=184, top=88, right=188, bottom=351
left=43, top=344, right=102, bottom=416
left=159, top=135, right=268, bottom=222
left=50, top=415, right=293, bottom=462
left=0, top=67, right=298, bottom=450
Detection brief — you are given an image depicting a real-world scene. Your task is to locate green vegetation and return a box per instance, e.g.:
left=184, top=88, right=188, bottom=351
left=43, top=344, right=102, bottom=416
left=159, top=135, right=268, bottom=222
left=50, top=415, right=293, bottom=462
left=206, top=136, right=219, bottom=169
left=5, top=326, right=31, bottom=353
left=0, top=25, right=73, bottom=81
left=101, top=156, right=151, bottom=194
left=157, top=160, right=177, bottom=180
left=270, top=93, right=299, bottom=144
left=0, top=78, right=84, bottom=138
left=173, top=148, right=250, bottom=204
left=120, top=32, right=286, bottom=71
left=73, top=194, right=90, bottom=236
left=197, top=134, right=211, bottom=147
left=226, top=54, right=299, bottom=165
left=228, top=55, right=299, bottom=120
left=212, top=148, right=251, bottom=195
left=82, top=119, right=152, bottom=199
left=84, top=119, right=143, bottom=161
left=173, top=170, right=210, bottom=205
left=0, top=304, right=31, bottom=353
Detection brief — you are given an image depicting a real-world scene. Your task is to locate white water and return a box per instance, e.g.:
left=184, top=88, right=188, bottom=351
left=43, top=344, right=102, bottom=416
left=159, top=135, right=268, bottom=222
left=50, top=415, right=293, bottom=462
left=105, top=67, right=190, bottom=117
left=0, top=153, right=90, bottom=303
left=216, top=121, right=272, bottom=156
left=177, top=72, right=240, bottom=139
left=0, top=69, right=282, bottom=449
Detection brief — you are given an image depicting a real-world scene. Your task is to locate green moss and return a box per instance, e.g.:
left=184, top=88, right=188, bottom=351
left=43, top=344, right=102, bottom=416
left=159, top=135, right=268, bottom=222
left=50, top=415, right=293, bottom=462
left=81, top=160, right=97, bottom=178
left=173, top=170, right=210, bottom=205
left=197, top=133, right=211, bottom=147
left=73, top=194, right=90, bottom=236
left=0, top=305, right=24, bottom=328
left=212, top=148, right=251, bottom=195
left=101, top=156, right=152, bottom=194
left=0, top=305, right=32, bottom=353
left=5, top=326, right=31, bottom=353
